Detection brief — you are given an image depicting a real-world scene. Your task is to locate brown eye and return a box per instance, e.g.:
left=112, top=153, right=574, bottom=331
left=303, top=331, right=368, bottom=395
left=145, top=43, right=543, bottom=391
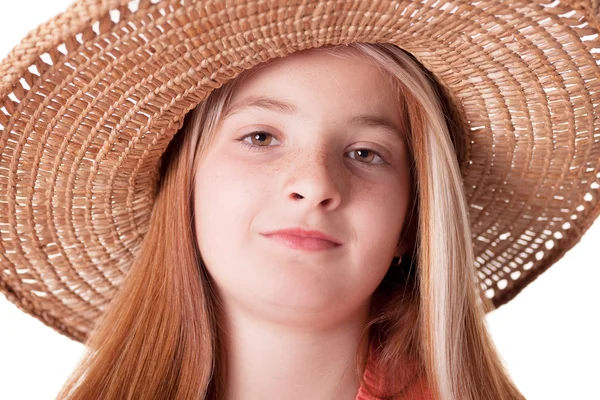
left=248, top=132, right=273, bottom=146
left=355, top=149, right=375, bottom=163
left=347, top=148, right=387, bottom=169
left=238, top=131, right=280, bottom=152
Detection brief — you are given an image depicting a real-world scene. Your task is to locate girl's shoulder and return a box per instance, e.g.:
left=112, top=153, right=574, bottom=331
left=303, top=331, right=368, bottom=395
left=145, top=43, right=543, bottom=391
left=355, top=344, right=434, bottom=400
left=355, top=372, right=433, bottom=400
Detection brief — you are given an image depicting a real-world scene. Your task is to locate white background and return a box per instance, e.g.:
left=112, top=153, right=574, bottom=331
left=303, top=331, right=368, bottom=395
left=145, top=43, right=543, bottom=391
left=0, top=1, right=599, bottom=399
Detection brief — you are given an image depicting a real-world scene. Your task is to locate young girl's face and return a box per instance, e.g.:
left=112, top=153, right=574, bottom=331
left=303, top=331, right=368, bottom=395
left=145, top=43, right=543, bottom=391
left=194, top=48, right=412, bottom=327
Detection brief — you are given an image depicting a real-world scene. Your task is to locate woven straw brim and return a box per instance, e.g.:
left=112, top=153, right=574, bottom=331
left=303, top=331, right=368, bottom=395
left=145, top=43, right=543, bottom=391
left=1, top=0, right=600, bottom=343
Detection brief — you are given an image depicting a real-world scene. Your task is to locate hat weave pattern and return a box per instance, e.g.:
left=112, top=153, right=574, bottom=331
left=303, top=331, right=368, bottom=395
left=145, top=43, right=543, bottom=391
left=1, top=0, right=599, bottom=342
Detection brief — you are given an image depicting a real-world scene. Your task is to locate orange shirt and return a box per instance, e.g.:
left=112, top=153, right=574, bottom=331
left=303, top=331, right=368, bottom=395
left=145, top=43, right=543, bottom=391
left=355, top=345, right=433, bottom=400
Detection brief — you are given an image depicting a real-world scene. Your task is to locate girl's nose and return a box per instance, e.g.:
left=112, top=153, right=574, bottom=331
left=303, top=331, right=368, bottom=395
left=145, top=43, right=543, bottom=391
left=283, top=147, right=343, bottom=213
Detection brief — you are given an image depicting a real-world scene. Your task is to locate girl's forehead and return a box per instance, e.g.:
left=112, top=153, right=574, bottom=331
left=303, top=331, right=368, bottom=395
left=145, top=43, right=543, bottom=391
left=245, top=47, right=382, bottom=82
left=228, top=49, right=400, bottom=115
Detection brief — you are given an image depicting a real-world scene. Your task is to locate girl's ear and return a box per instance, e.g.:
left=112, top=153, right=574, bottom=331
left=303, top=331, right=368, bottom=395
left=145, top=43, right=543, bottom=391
left=394, top=236, right=411, bottom=258
left=395, top=210, right=417, bottom=258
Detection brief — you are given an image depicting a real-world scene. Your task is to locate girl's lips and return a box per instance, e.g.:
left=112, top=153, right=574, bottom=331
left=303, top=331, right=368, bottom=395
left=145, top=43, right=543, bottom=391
left=262, top=233, right=341, bottom=251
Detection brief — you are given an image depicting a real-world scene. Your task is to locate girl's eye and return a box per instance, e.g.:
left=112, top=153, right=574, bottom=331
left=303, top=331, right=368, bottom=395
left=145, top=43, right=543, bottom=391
left=238, top=131, right=280, bottom=152
left=347, top=148, right=388, bottom=168
left=237, top=130, right=388, bottom=169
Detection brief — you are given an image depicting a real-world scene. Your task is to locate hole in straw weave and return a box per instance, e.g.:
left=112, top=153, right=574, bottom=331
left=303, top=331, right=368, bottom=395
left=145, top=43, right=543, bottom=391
left=497, top=279, right=508, bottom=290
left=553, top=231, right=563, bottom=240
left=591, top=182, right=599, bottom=189
left=27, top=64, right=39, bottom=76
left=110, top=9, right=121, bottom=23
left=156, top=6, right=167, bottom=16
left=485, top=288, right=495, bottom=299
left=19, top=78, right=30, bottom=90
left=582, top=33, right=599, bottom=41
left=584, top=192, right=593, bottom=201
left=523, top=261, right=534, bottom=271
left=545, top=240, right=555, bottom=250
left=40, top=53, right=53, bottom=65
left=128, top=1, right=139, bottom=13
left=558, top=9, right=577, bottom=18
left=576, top=204, right=585, bottom=212
left=436, top=1, right=448, bottom=10
left=510, top=271, right=521, bottom=280
left=535, top=251, right=544, bottom=261
left=477, top=235, right=490, bottom=243
left=92, top=20, right=100, bottom=35
left=538, top=16, right=552, bottom=26
left=57, top=43, right=67, bottom=55
left=562, top=222, right=571, bottom=230
left=542, top=0, right=561, bottom=8
left=31, top=290, right=48, bottom=298
left=8, top=93, right=19, bottom=103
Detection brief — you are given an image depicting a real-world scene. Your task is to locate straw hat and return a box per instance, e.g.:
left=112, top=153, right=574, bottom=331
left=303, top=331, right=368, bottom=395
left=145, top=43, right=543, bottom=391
left=1, top=0, right=599, bottom=343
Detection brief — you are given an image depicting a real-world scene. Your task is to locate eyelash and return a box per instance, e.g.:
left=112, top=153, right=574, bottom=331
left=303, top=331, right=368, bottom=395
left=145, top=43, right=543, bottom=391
left=237, top=131, right=389, bottom=169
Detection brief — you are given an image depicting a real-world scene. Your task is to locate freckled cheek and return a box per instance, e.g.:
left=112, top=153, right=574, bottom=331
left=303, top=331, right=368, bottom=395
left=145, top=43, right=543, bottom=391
left=354, top=181, right=407, bottom=245
left=224, top=157, right=276, bottom=193
left=358, top=187, right=399, bottom=226
left=194, top=157, right=273, bottom=223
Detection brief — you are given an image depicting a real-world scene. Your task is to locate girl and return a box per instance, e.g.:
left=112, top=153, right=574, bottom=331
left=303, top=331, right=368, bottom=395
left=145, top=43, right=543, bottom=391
left=54, top=43, right=522, bottom=399
left=1, top=1, right=598, bottom=399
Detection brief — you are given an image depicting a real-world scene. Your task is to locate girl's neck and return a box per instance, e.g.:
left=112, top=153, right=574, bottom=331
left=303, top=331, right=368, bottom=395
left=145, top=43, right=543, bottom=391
left=216, top=299, right=371, bottom=400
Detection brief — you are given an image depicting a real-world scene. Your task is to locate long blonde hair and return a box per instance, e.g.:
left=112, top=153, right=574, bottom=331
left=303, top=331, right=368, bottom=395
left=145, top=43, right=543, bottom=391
left=56, top=43, right=524, bottom=400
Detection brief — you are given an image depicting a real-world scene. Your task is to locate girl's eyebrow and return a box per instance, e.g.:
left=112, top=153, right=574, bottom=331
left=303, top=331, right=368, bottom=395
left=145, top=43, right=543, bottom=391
left=350, top=114, right=405, bottom=141
left=223, top=95, right=297, bottom=120
left=223, top=95, right=404, bottom=140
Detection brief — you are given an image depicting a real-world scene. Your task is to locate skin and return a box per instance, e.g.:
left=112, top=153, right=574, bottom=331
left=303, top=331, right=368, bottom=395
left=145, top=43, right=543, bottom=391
left=194, top=47, right=412, bottom=400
